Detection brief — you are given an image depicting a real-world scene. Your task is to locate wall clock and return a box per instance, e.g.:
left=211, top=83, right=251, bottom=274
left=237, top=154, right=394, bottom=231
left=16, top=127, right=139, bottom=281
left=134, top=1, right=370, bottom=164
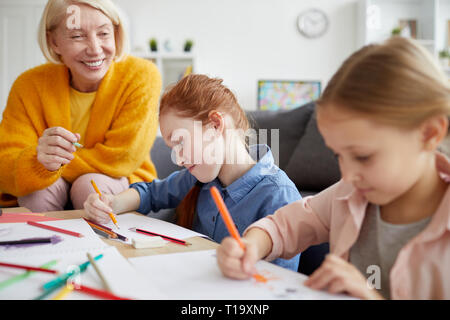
left=297, top=8, right=329, bottom=39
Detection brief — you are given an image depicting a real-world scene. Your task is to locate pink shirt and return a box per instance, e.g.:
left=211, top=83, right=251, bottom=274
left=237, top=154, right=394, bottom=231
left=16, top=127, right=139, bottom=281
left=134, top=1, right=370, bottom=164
left=246, top=152, right=450, bottom=299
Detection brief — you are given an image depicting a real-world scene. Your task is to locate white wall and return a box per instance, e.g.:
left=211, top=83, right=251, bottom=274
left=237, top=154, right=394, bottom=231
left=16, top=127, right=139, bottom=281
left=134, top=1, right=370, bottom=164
left=0, top=0, right=358, bottom=117
left=115, top=0, right=358, bottom=110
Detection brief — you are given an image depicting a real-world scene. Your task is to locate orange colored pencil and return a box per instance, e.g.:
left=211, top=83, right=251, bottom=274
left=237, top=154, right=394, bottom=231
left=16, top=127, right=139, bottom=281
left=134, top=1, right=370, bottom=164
left=210, top=186, right=245, bottom=250
left=210, top=186, right=266, bottom=282
left=84, top=220, right=118, bottom=239
left=90, top=180, right=120, bottom=229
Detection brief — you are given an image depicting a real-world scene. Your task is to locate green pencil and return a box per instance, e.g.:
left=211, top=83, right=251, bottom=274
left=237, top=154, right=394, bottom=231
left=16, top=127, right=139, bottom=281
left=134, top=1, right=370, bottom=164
left=73, top=142, right=84, bottom=148
left=0, top=260, right=58, bottom=292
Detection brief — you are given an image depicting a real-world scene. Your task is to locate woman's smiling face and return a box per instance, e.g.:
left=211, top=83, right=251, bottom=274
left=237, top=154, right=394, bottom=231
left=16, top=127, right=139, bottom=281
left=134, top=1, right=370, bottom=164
left=49, top=3, right=116, bottom=92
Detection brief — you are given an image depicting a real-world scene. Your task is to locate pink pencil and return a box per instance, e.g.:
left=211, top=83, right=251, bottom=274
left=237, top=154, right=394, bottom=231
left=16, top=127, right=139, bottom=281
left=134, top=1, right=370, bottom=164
left=26, top=221, right=84, bottom=238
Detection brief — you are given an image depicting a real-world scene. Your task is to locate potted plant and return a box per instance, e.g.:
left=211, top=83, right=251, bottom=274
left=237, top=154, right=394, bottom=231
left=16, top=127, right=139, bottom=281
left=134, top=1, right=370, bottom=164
left=391, top=27, right=402, bottom=36
left=183, top=39, right=193, bottom=52
left=149, top=38, right=158, bottom=52
left=439, top=48, right=450, bottom=67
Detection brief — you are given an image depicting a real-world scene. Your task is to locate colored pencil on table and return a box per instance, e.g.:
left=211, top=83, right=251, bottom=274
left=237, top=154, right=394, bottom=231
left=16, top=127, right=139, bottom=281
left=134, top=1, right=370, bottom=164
left=86, top=252, right=112, bottom=292
left=90, top=180, right=120, bottom=229
left=0, top=237, right=52, bottom=246
left=27, top=220, right=84, bottom=238
left=84, top=219, right=118, bottom=239
left=83, top=218, right=128, bottom=241
left=128, top=227, right=190, bottom=246
left=34, top=254, right=103, bottom=300
left=210, top=186, right=245, bottom=250
left=92, top=227, right=112, bottom=239
left=0, top=260, right=58, bottom=292
left=75, top=284, right=131, bottom=300
left=0, top=262, right=58, bottom=274
left=42, top=254, right=103, bottom=291
left=52, top=283, right=74, bottom=300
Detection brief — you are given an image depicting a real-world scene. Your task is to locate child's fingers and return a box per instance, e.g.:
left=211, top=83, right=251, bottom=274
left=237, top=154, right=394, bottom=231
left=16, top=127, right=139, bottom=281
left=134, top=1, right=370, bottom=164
left=83, top=194, right=111, bottom=224
left=241, top=241, right=259, bottom=275
left=217, top=237, right=249, bottom=279
left=326, top=278, right=347, bottom=295
left=92, top=194, right=113, bottom=213
left=220, top=237, right=246, bottom=258
left=304, top=255, right=338, bottom=289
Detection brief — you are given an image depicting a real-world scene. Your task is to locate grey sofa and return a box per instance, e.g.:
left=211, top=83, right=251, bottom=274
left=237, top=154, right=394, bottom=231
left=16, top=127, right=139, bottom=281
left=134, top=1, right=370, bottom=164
left=150, top=102, right=341, bottom=274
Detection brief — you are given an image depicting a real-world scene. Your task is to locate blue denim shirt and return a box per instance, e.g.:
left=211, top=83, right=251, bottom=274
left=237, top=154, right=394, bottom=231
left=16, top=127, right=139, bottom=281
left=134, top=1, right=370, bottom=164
left=130, top=144, right=302, bottom=271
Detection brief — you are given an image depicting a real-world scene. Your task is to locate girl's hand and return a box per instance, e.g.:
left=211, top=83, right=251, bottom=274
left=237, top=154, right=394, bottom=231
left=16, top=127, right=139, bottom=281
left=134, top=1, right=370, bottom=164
left=216, top=237, right=259, bottom=279
left=304, top=254, right=384, bottom=300
left=83, top=192, right=115, bottom=225
left=37, top=127, right=80, bottom=171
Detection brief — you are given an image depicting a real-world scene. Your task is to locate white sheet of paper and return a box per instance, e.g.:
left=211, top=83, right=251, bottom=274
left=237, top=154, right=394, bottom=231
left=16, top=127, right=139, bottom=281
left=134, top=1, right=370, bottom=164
left=0, top=246, right=165, bottom=300
left=129, top=249, right=356, bottom=300
left=102, top=213, right=208, bottom=245
left=0, top=219, right=109, bottom=257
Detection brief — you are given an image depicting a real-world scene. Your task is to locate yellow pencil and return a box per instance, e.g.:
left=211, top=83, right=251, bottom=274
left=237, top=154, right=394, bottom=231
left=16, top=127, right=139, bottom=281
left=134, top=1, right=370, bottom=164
left=52, top=283, right=74, bottom=300
left=90, top=180, right=120, bottom=229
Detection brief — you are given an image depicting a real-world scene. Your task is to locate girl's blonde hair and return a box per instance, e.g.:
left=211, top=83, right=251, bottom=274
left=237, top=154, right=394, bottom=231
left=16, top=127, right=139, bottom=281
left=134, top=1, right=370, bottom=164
left=317, top=37, right=450, bottom=129
left=38, top=0, right=129, bottom=64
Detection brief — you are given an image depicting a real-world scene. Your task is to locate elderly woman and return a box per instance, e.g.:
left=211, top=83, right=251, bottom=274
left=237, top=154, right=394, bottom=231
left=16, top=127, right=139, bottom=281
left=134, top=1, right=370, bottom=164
left=0, top=0, right=161, bottom=211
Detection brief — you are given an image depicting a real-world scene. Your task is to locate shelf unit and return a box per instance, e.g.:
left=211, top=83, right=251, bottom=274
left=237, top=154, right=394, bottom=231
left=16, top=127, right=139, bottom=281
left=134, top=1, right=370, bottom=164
left=132, top=51, right=196, bottom=90
left=356, top=0, right=450, bottom=75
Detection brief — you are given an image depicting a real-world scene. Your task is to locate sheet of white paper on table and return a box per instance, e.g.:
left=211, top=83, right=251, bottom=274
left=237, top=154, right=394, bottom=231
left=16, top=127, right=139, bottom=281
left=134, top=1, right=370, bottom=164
left=102, top=213, right=209, bottom=245
left=0, top=219, right=109, bottom=257
left=0, top=246, right=165, bottom=300
left=129, top=249, right=356, bottom=300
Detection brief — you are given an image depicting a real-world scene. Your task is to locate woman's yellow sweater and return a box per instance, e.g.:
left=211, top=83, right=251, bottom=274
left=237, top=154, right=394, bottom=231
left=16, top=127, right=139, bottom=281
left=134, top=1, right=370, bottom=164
left=0, top=55, right=161, bottom=206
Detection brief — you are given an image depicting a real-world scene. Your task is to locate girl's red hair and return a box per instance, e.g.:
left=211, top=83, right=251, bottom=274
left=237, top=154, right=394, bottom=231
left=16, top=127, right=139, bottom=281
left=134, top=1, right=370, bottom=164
left=159, top=74, right=249, bottom=229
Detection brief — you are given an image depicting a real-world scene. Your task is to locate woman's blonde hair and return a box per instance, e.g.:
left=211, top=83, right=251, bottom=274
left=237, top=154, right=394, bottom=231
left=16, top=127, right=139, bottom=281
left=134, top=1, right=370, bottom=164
left=317, top=37, right=450, bottom=129
left=38, top=0, right=129, bottom=64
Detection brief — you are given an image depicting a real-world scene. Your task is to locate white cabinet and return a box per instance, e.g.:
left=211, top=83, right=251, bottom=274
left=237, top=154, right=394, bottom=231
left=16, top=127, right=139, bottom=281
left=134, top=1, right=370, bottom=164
left=132, top=52, right=196, bottom=90
left=357, top=0, right=450, bottom=57
left=0, top=0, right=47, bottom=121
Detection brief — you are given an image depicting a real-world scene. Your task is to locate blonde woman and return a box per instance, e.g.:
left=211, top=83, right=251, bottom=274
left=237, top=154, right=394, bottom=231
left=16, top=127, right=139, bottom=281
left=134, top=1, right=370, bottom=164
left=217, top=37, right=450, bottom=299
left=0, top=0, right=161, bottom=211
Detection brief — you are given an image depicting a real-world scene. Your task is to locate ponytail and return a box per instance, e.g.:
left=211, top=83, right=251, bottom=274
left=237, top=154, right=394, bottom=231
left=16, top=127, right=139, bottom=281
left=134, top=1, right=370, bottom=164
left=175, top=181, right=204, bottom=229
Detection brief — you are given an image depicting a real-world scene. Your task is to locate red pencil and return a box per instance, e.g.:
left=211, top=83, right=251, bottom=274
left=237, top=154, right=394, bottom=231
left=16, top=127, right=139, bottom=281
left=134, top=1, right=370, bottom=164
left=75, top=284, right=131, bottom=300
left=27, top=221, right=84, bottom=238
left=129, top=227, right=190, bottom=246
left=0, top=262, right=58, bottom=274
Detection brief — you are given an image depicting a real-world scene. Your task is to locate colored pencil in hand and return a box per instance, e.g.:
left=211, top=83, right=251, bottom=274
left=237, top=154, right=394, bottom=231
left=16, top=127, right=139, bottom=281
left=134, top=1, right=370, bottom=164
left=90, top=180, right=120, bottom=229
left=210, top=186, right=245, bottom=250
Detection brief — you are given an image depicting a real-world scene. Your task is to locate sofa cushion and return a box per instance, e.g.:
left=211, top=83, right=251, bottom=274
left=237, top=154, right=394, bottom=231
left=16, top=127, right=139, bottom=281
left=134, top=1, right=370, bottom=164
left=247, top=102, right=315, bottom=170
left=284, top=111, right=341, bottom=192
left=150, top=136, right=181, bottom=179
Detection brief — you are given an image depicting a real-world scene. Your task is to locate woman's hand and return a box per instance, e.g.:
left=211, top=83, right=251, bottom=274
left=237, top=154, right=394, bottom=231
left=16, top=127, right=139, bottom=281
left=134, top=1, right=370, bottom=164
left=37, top=127, right=80, bottom=171
left=216, top=237, right=260, bottom=279
left=304, top=254, right=384, bottom=300
left=83, top=192, right=115, bottom=225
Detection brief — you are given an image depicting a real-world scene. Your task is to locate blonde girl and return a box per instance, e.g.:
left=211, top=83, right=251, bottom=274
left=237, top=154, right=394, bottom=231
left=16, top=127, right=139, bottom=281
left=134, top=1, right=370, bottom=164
left=217, top=37, right=450, bottom=299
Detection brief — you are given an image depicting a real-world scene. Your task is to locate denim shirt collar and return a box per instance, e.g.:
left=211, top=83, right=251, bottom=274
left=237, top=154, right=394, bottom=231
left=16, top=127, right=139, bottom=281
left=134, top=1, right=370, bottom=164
left=202, top=144, right=277, bottom=203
